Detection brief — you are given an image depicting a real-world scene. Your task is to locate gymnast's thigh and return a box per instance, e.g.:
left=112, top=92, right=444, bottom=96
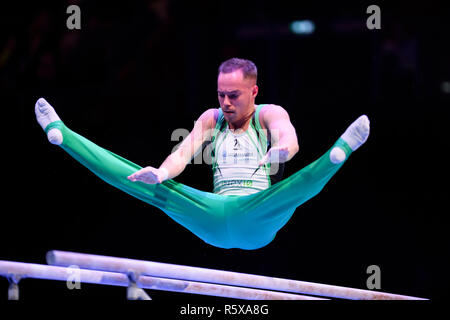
left=227, top=192, right=298, bottom=237
left=156, top=183, right=235, bottom=247
left=154, top=181, right=228, bottom=224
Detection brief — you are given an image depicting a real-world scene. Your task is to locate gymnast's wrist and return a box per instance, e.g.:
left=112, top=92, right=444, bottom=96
left=159, top=167, right=169, bottom=182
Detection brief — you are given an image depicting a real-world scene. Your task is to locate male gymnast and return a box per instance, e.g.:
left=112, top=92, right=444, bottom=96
left=35, top=58, right=370, bottom=250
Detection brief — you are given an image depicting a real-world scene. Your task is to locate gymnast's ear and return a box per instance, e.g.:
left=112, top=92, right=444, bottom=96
left=251, top=85, right=259, bottom=98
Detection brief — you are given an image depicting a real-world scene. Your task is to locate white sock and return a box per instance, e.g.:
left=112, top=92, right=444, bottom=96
left=329, top=115, right=370, bottom=164
left=35, top=97, right=63, bottom=145
left=341, top=115, right=370, bottom=151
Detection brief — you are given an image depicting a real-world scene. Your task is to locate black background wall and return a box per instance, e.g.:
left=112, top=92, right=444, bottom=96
left=1, top=0, right=448, bottom=303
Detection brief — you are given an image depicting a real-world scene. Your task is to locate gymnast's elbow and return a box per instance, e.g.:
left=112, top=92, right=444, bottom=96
left=292, top=142, right=300, bottom=156
left=286, top=142, right=300, bottom=162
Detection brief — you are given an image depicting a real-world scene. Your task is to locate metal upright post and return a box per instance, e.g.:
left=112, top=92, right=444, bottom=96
left=126, top=271, right=151, bottom=300
left=7, top=274, right=21, bottom=300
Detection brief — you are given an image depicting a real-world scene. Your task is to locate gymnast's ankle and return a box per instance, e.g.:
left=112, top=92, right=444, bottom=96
left=329, top=147, right=346, bottom=164
left=329, top=115, right=370, bottom=164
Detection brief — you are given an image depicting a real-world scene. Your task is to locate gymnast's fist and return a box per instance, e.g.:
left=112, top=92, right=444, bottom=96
left=127, top=166, right=168, bottom=184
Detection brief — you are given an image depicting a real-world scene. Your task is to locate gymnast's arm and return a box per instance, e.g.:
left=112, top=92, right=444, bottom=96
left=127, top=108, right=216, bottom=184
left=258, top=104, right=299, bottom=166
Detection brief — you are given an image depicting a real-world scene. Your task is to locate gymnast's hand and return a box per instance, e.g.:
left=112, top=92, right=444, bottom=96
left=258, top=146, right=290, bottom=166
left=127, top=166, right=169, bottom=184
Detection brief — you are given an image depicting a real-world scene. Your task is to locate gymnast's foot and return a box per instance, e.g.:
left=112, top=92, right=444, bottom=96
left=330, top=115, right=370, bottom=164
left=35, top=97, right=63, bottom=145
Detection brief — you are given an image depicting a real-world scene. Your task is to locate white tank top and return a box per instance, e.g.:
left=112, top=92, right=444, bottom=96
left=211, top=105, right=272, bottom=195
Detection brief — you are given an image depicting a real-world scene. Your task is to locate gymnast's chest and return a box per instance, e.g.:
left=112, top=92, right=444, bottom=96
left=214, top=129, right=263, bottom=167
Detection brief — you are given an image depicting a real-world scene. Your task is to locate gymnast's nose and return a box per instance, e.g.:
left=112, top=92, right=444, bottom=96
left=223, top=94, right=232, bottom=107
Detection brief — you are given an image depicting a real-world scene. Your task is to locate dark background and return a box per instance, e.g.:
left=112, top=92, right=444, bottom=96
left=0, top=0, right=448, bottom=302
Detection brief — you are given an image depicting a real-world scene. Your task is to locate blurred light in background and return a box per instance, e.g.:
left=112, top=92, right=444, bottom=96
left=290, top=20, right=315, bottom=35
left=441, top=81, right=450, bottom=94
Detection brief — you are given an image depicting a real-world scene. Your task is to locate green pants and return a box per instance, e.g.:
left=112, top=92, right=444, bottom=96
left=44, top=121, right=352, bottom=250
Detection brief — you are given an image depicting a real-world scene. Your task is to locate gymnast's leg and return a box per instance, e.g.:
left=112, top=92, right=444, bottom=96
left=35, top=97, right=164, bottom=206
left=227, top=115, right=370, bottom=249
left=269, top=115, right=369, bottom=205
left=34, top=97, right=234, bottom=247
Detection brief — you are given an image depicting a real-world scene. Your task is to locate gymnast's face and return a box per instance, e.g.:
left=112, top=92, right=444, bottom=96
left=217, top=69, right=258, bottom=127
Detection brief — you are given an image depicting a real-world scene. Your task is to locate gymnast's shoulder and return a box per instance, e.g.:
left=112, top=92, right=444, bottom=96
left=193, top=108, right=218, bottom=129
left=258, top=104, right=291, bottom=129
